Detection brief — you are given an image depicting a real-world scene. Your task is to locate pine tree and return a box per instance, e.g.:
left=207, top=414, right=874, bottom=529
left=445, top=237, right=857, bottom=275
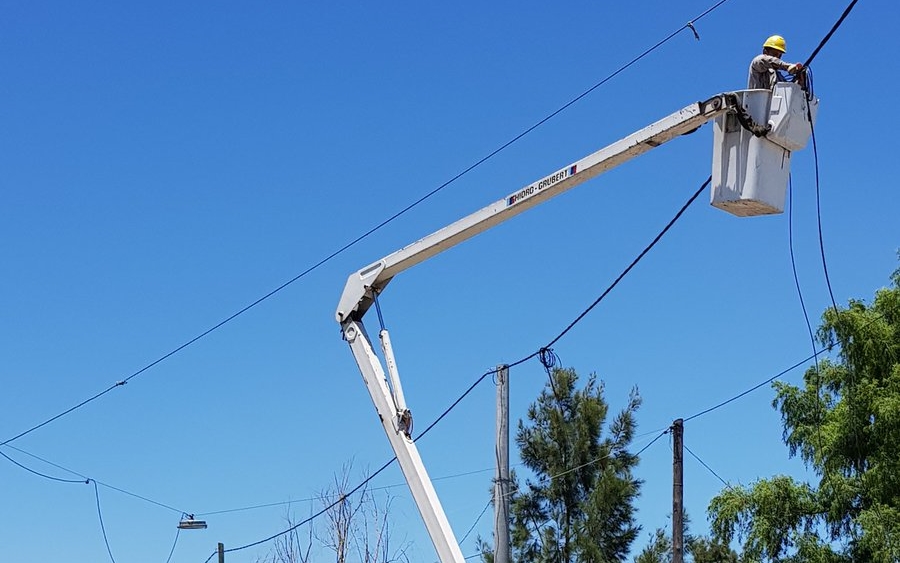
left=509, top=367, right=643, bottom=563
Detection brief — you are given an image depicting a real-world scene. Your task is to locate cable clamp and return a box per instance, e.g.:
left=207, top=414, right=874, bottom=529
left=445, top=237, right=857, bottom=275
left=686, top=21, right=700, bottom=41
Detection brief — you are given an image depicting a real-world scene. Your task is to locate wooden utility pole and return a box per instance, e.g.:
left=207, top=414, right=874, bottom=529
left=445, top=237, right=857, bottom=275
left=672, top=419, right=684, bottom=563
left=494, top=365, right=511, bottom=563
left=218, top=542, right=225, bottom=563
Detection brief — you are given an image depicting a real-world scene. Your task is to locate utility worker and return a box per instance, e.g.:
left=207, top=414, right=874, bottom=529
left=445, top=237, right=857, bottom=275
left=748, top=35, right=804, bottom=89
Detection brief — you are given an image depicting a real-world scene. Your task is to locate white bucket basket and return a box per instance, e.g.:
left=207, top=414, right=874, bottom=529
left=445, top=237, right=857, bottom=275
left=711, top=84, right=819, bottom=217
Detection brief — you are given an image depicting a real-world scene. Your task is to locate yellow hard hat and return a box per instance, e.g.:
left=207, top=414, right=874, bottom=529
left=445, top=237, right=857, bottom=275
left=763, top=35, right=787, bottom=53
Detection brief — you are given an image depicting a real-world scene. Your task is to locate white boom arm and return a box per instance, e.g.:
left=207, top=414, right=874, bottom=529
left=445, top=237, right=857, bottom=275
left=336, top=92, right=738, bottom=563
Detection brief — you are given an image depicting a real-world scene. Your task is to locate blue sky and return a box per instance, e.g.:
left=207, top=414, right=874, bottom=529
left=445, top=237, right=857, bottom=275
left=2, top=1, right=897, bottom=561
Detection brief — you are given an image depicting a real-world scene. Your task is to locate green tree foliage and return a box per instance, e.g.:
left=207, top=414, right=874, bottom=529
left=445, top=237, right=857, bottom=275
left=633, top=514, right=739, bottom=563
left=508, top=367, right=643, bottom=563
left=708, top=264, right=900, bottom=562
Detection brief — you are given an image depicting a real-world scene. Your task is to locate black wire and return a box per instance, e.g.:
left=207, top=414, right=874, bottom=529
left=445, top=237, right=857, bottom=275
left=92, top=480, right=118, bottom=563
left=635, top=429, right=669, bottom=457
left=810, top=116, right=838, bottom=313
left=0, top=1, right=735, bottom=450
left=807, top=98, right=864, bottom=482
left=414, top=368, right=497, bottom=442
left=682, top=307, right=890, bottom=424
left=459, top=499, right=493, bottom=544
left=95, top=480, right=186, bottom=515
left=1, top=383, right=124, bottom=446
left=546, top=176, right=711, bottom=349
left=197, top=466, right=497, bottom=517
left=164, top=527, right=180, bottom=563
left=802, top=0, right=861, bottom=68
left=538, top=348, right=559, bottom=371
left=417, top=175, right=709, bottom=463
left=539, top=347, right=562, bottom=401
left=219, top=457, right=396, bottom=556
left=788, top=178, right=824, bottom=448
left=683, top=442, right=730, bottom=488
left=682, top=350, right=826, bottom=423
left=0, top=448, right=87, bottom=484
left=1, top=444, right=187, bottom=514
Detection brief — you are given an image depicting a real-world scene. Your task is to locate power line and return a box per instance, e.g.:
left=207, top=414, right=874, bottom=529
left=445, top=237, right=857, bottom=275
left=683, top=442, right=730, bottom=489
left=680, top=305, right=892, bottom=426
left=2, top=0, right=735, bottom=449
left=802, top=0, right=861, bottom=68
left=490, top=429, right=669, bottom=508
left=204, top=426, right=670, bottom=520
left=810, top=111, right=838, bottom=314
left=788, top=178, right=825, bottom=450
left=0, top=444, right=191, bottom=563
left=542, top=177, right=710, bottom=351
left=0, top=444, right=188, bottom=514
left=0, top=448, right=86, bottom=484
left=459, top=500, right=492, bottom=545
left=196, top=466, right=496, bottom=517
left=682, top=351, right=822, bottom=423
left=92, top=479, right=118, bottom=563
left=212, top=457, right=397, bottom=560
left=164, top=527, right=181, bottom=563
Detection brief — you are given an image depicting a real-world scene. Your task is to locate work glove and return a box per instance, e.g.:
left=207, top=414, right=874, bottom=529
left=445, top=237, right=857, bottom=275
left=788, top=63, right=804, bottom=74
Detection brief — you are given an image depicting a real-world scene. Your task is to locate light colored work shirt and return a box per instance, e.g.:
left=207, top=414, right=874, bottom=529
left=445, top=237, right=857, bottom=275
left=747, top=54, right=792, bottom=89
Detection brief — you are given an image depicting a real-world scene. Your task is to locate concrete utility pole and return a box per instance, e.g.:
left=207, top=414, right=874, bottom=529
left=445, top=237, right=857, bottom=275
left=672, top=419, right=684, bottom=563
left=494, top=365, right=511, bottom=563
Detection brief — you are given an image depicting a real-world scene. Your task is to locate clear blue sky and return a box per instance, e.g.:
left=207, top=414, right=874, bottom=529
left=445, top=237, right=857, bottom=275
left=2, top=1, right=897, bottom=561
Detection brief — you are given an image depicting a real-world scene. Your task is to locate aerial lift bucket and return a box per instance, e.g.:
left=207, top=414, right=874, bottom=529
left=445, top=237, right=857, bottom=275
left=711, top=83, right=819, bottom=217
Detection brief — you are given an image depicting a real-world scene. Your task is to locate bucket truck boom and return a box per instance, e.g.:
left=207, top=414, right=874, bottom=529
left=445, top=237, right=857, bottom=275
left=335, top=85, right=817, bottom=563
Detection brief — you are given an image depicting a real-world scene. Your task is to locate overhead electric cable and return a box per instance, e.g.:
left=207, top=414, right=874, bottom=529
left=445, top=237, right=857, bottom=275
left=542, top=177, right=711, bottom=352
left=459, top=500, right=493, bottom=544
left=201, top=422, right=662, bottom=520
left=92, top=479, right=118, bottom=563
left=164, top=527, right=181, bottom=563
left=682, top=352, right=819, bottom=423
left=0, top=444, right=187, bottom=514
left=679, top=307, right=889, bottom=425
left=787, top=179, right=825, bottom=449
left=490, top=428, right=670, bottom=512
left=683, top=442, right=730, bottom=489
left=802, top=0, right=860, bottom=68
left=0, top=448, right=86, bottom=484
left=208, top=457, right=397, bottom=561
left=810, top=119, right=838, bottom=313
left=196, top=466, right=495, bottom=517
left=2, top=0, right=735, bottom=448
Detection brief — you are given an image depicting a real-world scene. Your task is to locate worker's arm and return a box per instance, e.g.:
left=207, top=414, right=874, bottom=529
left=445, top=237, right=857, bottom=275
left=750, top=53, right=793, bottom=73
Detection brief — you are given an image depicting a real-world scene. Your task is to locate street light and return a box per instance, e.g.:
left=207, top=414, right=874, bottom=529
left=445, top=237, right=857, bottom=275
left=177, top=514, right=208, bottom=530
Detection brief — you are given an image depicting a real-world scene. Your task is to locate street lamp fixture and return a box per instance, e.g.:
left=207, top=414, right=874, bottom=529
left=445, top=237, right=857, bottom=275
left=178, top=514, right=208, bottom=530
